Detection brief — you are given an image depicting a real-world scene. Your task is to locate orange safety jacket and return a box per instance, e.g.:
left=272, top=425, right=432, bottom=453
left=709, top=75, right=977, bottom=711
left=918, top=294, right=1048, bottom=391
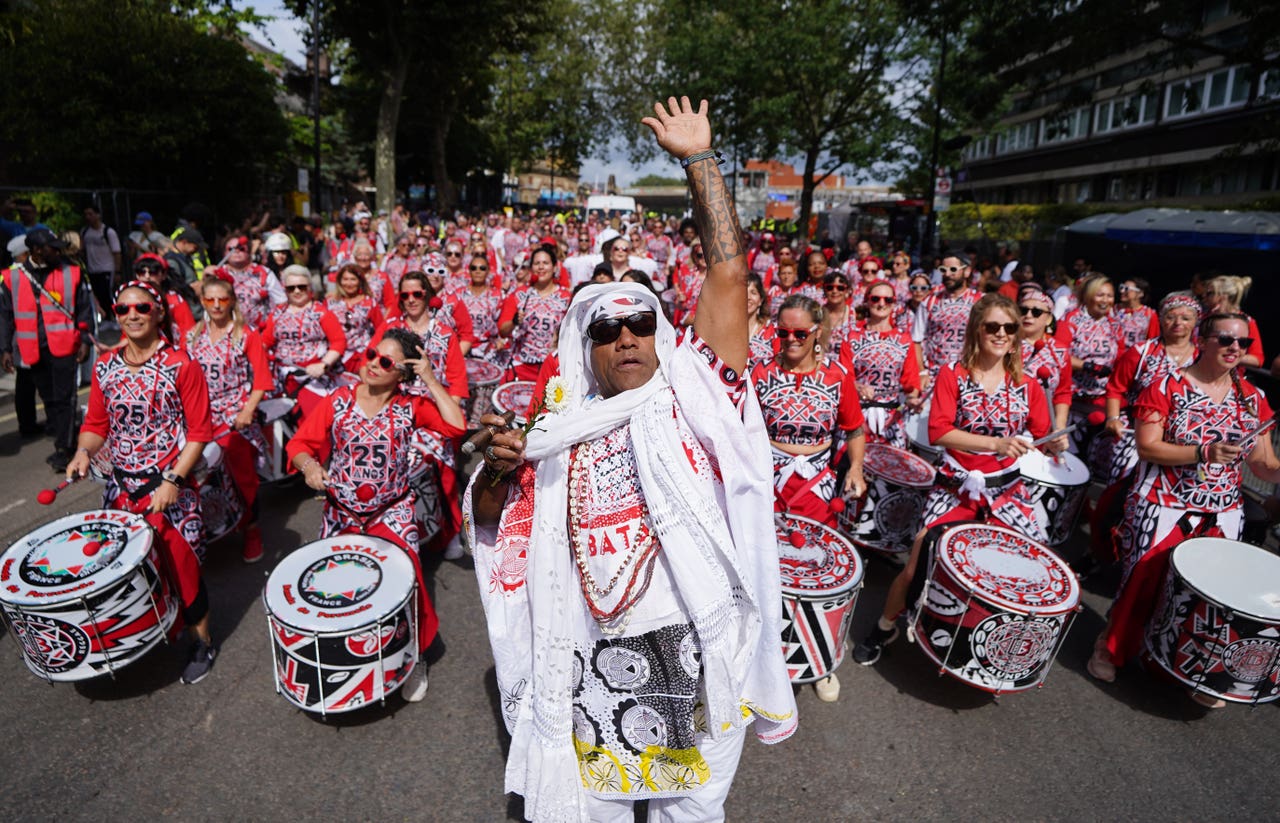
left=4, top=263, right=84, bottom=363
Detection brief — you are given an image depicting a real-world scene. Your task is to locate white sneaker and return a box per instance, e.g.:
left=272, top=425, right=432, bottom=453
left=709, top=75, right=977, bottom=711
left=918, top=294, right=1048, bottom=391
left=814, top=673, right=840, bottom=702
left=402, top=665, right=429, bottom=702
left=443, top=534, right=466, bottom=560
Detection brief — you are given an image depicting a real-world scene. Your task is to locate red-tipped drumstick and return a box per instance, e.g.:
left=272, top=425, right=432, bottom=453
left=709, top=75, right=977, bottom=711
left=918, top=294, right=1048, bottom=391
left=38, top=475, right=81, bottom=505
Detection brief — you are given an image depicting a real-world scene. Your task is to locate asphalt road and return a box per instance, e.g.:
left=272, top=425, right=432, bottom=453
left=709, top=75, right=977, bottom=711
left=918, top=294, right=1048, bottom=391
left=0, top=400, right=1276, bottom=822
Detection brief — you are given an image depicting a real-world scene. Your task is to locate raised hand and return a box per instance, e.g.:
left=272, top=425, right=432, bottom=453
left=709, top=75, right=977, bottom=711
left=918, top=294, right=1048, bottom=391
left=641, top=96, right=712, bottom=160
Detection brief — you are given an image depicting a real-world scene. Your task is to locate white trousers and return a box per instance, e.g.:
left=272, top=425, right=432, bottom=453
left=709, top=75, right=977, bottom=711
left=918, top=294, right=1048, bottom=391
left=581, top=725, right=747, bottom=823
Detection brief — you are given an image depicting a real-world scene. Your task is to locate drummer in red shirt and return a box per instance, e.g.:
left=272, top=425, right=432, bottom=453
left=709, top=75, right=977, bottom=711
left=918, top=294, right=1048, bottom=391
left=854, top=294, right=1060, bottom=667
left=287, top=326, right=466, bottom=702
left=261, top=266, right=346, bottom=416
left=66, top=280, right=218, bottom=685
left=842, top=279, right=923, bottom=448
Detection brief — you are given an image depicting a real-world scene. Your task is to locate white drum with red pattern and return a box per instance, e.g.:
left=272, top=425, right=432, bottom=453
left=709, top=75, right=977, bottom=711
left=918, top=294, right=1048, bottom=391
left=0, top=510, right=177, bottom=682
left=1017, top=449, right=1090, bottom=547
left=913, top=522, right=1080, bottom=693
left=839, top=443, right=934, bottom=554
left=905, top=403, right=942, bottom=465
left=1146, top=537, right=1280, bottom=704
left=263, top=535, right=417, bottom=715
left=464, top=357, right=504, bottom=429
left=491, top=380, right=535, bottom=427
left=776, top=513, right=864, bottom=684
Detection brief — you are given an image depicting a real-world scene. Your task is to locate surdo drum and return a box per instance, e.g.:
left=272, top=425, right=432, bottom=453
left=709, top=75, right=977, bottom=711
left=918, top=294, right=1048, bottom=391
left=263, top=535, right=418, bottom=715
left=1016, top=449, right=1090, bottom=547
left=194, top=440, right=245, bottom=544
left=0, top=510, right=177, bottom=681
left=1146, top=538, right=1280, bottom=704
left=839, top=443, right=934, bottom=554
left=905, top=404, right=942, bottom=465
left=491, top=380, right=536, bottom=428
left=776, top=513, right=864, bottom=683
left=464, top=357, right=503, bottom=429
left=913, top=522, right=1080, bottom=693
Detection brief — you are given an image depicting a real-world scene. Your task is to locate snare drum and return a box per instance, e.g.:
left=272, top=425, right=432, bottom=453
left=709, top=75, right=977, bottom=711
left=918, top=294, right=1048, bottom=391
left=839, top=443, right=934, bottom=554
left=905, top=404, right=942, bottom=465
left=263, top=535, right=418, bottom=715
left=492, top=380, right=536, bottom=427
left=464, top=357, right=503, bottom=429
left=1016, top=450, right=1090, bottom=547
left=776, top=513, right=864, bottom=684
left=0, top=510, right=177, bottom=681
left=1145, top=537, right=1280, bottom=704
left=196, top=442, right=245, bottom=544
left=912, top=522, right=1080, bottom=693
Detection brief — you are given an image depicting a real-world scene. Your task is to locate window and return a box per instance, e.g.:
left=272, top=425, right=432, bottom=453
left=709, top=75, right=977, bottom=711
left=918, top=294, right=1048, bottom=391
left=1040, top=107, right=1090, bottom=144
left=962, top=136, right=993, bottom=162
left=1095, top=90, right=1160, bottom=134
left=1165, top=66, right=1251, bottom=120
left=995, top=121, right=1037, bottom=155
left=1259, top=69, right=1280, bottom=100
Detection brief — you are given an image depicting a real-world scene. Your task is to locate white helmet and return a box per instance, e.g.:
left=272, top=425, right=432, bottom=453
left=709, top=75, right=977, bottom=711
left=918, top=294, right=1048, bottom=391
left=264, top=233, right=292, bottom=253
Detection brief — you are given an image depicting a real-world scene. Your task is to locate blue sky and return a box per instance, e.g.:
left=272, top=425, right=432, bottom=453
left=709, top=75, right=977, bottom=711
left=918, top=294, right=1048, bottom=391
left=239, top=1, right=670, bottom=186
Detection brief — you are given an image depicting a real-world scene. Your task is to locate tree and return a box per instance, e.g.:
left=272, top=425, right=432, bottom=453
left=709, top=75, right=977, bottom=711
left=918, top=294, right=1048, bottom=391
left=627, top=0, right=925, bottom=241
left=0, top=0, right=289, bottom=214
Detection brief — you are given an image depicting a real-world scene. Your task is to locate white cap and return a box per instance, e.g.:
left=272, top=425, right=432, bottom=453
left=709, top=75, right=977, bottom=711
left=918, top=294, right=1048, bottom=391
left=7, top=235, right=27, bottom=256
left=263, top=232, right=293, bottom=252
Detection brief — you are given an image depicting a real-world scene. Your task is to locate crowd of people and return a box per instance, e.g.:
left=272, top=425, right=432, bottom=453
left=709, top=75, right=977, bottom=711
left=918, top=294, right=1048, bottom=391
left=3, top=95, right=1279, bottom=820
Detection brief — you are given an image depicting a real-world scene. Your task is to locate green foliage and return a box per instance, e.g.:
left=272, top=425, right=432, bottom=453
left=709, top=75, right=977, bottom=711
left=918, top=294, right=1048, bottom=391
left=13, top=191, right=80, bottom=235
left=632, top=175, right=685, bottom=187
left=0, top=0, right=289, bottom=213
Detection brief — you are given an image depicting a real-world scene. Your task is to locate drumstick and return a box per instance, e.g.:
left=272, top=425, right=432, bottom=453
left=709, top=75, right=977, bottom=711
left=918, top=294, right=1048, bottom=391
left=1032, top=425, right=1078, bottom=448
left=460, top=410, right=517, bottom=456
left=37, top=475, right=82, bottom=505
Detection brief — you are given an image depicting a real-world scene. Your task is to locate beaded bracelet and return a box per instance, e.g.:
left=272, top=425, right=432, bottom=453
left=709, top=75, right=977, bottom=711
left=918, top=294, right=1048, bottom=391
left=679, top=149, right=724, bottom=169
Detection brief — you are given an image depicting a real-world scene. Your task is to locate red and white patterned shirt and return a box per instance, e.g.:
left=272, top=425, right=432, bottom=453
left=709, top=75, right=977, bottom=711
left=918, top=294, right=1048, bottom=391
left=928, top=363, right=1050, bottom=475
left=500, top=285, right=572, bottom=368
left=921, top=288, right=980, bottom=374
left=208, top=263, right=281, bottom=331
left=1115, top=305, right=1158, bottom=349
left=842, top=324, right=921, bottom=404
left=186, top=326, right=273, bottom=427
left=262, top=303, right=346, bottom=371
left=1062, top=309, right=1126, bottom=398
left=326, top=296, right=385, bottom=359
left=1020, top=337, right=1072, bottom=408
left=751, top=360, right=866, bottom=447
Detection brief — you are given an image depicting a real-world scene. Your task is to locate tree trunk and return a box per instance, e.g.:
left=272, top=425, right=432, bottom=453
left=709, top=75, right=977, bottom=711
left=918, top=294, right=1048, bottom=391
left=798, top=147, right=819, bottom=245
left=428, top=113, right=458, bottom=212
left=374, top=59, right=410, bottom=215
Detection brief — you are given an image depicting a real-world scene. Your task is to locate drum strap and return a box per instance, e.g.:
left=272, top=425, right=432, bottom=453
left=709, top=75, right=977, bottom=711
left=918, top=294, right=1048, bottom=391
left=114, top=469, right=164, bottom=502
left=936, top=467, right=1019, bottom=491
left=325, top=489, right=411, bottom=530
left=861, top=399, right=899, bottom=409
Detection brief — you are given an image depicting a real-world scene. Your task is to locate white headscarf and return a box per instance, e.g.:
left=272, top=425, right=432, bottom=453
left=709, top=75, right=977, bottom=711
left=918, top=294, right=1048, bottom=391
left=471, top=282, right=796, bottom=821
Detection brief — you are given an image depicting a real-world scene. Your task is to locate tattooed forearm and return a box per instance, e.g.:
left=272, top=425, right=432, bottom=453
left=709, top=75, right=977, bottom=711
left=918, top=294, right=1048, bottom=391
left=686, top=159, right=745, bottom=267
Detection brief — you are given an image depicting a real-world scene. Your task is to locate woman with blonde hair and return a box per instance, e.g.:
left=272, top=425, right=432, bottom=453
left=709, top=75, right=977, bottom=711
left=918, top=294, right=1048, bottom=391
left=853, top=293, right=1056, bottom=666
left=1200, top=275, right=1263, bottom=367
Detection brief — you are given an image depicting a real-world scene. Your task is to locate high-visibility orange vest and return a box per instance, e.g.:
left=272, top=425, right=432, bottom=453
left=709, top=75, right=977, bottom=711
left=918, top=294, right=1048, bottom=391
left=4, top=263, right=83, bottom=363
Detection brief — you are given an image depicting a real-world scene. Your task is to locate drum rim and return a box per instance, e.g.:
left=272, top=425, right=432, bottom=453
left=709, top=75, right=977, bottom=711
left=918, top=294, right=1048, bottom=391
left=0, top=510, right=155, bottom=607
left=1170, top=537, right=1280, bottom=623
left=863, top=442, right=936, bottom=488
left=1017, top=450, right=1090, bottom=487
left=263, top=536, right=417, bottom=629
left=491, top=380, right=536, bottom=412
left=776, top=513, right=865, bottom=596
left=935, top=523, right=1081, bottom=616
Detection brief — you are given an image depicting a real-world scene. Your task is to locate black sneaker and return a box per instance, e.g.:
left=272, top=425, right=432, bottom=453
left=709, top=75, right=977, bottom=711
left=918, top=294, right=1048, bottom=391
left=181, top=639, right=217, bottom=685
left=45, top=450, right=71, bottom=473
left=853, top=625, right=900, bottom=666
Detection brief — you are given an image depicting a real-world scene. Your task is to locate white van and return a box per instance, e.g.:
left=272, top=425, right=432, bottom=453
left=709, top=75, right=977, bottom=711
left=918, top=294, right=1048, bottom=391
left=585, top=194, right=638, bottom=218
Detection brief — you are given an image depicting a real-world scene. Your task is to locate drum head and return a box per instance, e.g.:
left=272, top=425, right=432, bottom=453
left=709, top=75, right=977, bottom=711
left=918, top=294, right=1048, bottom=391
left=1018, top=449, right=1090, bottom=486
left=1172, top=538, right=1280, bottom=622
left=264, top=536, right=416, bottom=633
left=258, top=397, right=296, bottom=423
left=936, top=523, right=1079, bottom=614
left=492, top=380, right=535, bottom=423
left=465, top=357, right=503, bottom=387
left=0, top=510, right=153, bottom=607
left=864, top=443, right=935, bottom=488
left=776, top=513, right=863, bottom=597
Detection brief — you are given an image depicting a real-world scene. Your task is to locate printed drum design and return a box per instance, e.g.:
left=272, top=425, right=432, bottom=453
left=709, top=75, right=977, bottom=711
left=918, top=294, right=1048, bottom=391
left=1146, top=537, right=1280, bottom=704
left=913, top=522, right=1080, bottom=693
left=776, top=513, right=864, bottom=684
left=839, top=443, right=935, bottom=554
left=0, top=510, right=177, bottom=681
left=263, top=535, right=418, bottom=715
left=905, top=405, right=942, bottom=465
left=464, top=357, right=504, bottom=429
left=1017, top=449, right=1090, bottom=547
left=491, top=380, right=536, bottom=428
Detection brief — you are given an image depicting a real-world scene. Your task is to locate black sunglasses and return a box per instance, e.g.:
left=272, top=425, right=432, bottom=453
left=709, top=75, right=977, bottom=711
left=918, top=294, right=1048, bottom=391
left=285, top=283, right=310, bottom=293
left=776, top=326, right=816, bottom=342
left=364, top=347, right=400, bottom=370
left=909, top=284, right=931, bottom=292
left=134, top=265, right=163, bottom=274
left=470, top=265, right=488, bottom=271
left=1210, top=334, right=1254, bottom=349
left=113, top=302, right=155, bottom=316
left=586, top=312, right=658, bottom=344
left=982, top=322, right=1019, bottom=336
left=1019, top=306, right=1049, bottom=318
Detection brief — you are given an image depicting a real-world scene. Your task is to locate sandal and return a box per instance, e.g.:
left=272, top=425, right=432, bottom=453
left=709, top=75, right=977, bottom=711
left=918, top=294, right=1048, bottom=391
left=1189, top=690, right=1226, bottom=709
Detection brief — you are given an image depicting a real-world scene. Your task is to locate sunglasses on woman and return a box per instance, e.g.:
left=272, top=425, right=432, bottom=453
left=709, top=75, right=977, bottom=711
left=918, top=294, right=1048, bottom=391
left=399, top=290, right=426, bottom=301
left=285, top=283, right=310, bottom=293
left=469, top=265, right=488, bottom=271
left=202, top=296, right=231, bottom=306
left=909, top=284, right=931, bottom=292
left=776, top=325, right=818, bottom=342
left=134, top=265, right=163, bottom=275
left=1019, top=306, right=1049, bottom=318
left=865, top=295, right=893, bottom=305
left=364, top=347, right=402, bottom=370
left=860, top=268, right=879, bottom=275
left=982, top=321, right=1019, bottom=336
left=586, top=312, right=658, bottom=344
left=113, top=302, right=155, bottom=316
left=1210, top=334, right=1254, bottom=349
